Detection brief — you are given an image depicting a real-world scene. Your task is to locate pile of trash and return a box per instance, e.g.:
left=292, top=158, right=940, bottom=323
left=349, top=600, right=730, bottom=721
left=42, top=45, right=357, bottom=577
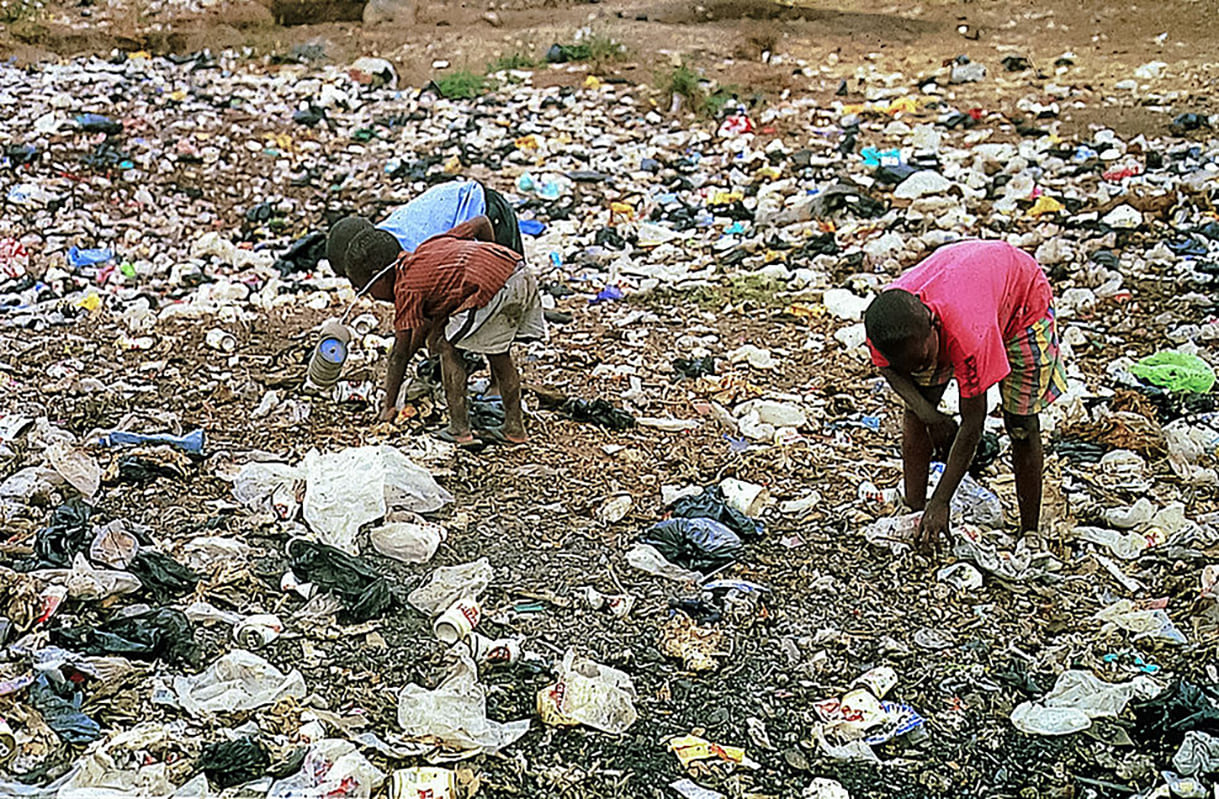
left=0, top=27, right=1216, bottom=799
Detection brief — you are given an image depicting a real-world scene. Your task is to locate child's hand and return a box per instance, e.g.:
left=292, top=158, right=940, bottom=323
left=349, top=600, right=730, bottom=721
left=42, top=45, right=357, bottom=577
left=917, top=499, right=950, bottom=554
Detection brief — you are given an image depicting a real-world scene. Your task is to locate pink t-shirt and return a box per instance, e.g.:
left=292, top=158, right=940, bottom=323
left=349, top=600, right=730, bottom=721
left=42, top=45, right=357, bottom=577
left=869, top=240, right=1052, bottom=398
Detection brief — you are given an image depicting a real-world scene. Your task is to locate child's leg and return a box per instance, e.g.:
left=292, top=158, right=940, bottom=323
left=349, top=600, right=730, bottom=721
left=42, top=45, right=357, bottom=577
left=487, top=352, right=526, bottom=442
left=1004, top=411, right=1043, bottom=534
left=430, top=328, right=472, bottom=441
left=902, top=383, right=950, bottom=510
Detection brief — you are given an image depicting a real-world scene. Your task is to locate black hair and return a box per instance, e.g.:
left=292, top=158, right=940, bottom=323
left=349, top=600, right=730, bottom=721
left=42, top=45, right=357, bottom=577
left=863, top=289, right=931, bottom=359
left=326, top=216, right=374, bottom=277
left=344, top=228, right=402, bottom=290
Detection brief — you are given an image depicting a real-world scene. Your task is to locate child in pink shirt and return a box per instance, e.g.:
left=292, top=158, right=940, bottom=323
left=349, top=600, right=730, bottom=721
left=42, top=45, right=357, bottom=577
left=865, top=240, right=1068, bottom=551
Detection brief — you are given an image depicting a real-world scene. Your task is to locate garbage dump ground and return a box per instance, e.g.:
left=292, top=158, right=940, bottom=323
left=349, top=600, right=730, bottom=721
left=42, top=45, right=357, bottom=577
left=1, top=0, right=1219, bottom=796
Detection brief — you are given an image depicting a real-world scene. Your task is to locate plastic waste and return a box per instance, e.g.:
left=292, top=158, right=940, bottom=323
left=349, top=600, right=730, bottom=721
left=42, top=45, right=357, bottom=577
left=397, top=654, right=529, bottom=753
left=929, top=462, right=1004, bottom=529
left=804, top=778, right=851, bottom=799
left=288, top=539, right=393, bottom=622
left=33, top=552, right=142, bottom=601
left=45, top=441, right=100, bottom=498
left=52, top=606, right=197, bottom=663
left=303, top=445, right=453, bottom=554
left=537, top=649, right=638, bottom=733
left=199, top=737, right=270, bottom=789
left=173, top=650, right=306, bottom=716
left=1011, top=670, right=1161, bottom=735
left=1131, top=352, right=1216, bottom=394
left=267, top=738, right=385, bottom=799
left=98, top=429, right=205, bottom=454
left=128, top=551, right=199, bottom=601
left=28, top=672, right=102, bottom=744
left=641, top=518, right=743, bottom=572
left=1173, top=731, right=1219, bottom=776
left=1094, top=599, right=1188, bottom=644
left=626, top=543, right=702, bottom=582
left=35, top=500, right=95, bottom=568
left=231, top=461, right=305, bottom=520
left=407, top=557, right=494, bottom=616
left=559, top=398, right=635, bottom=430
left=369, top=519, right=446, bottom=564
left=671, top=484, right=763, bottom=537
left=822, top=289, right=871, bottom=321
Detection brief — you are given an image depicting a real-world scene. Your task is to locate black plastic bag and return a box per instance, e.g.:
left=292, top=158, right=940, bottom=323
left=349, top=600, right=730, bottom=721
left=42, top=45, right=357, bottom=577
left=52, top=607, right=197, bottom=664
left=274, top=232, right=327, bottom=276
left=128, top=551, right=199, bottom=601
left=671, top=486, right=762, bottom=538
left=288, top=539, right=394, bottom=622
left=28, top=673, right=102, bottom=744
left=35, top=500, right=94, bottom=568
left=1133, top=681, right=1219, bottom=743
left=641, top=518, right=742, bottom=572
left=199, top=737, right=271, bottom=789
left=560, top=398, right=635, bottom=431
left=672, top=356, right=716, bottom=381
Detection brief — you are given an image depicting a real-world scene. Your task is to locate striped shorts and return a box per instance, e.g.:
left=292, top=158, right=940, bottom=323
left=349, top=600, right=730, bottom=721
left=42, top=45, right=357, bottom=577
left=914, top=308, right=1068, bottom=416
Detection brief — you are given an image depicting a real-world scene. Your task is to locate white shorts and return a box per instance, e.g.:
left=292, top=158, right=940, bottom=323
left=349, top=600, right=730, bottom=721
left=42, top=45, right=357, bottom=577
left=445, top=266, right=547, bottom=355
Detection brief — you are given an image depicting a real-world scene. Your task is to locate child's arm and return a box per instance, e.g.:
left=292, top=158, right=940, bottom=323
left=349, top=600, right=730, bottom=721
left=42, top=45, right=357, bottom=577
left=917, top=393, right=987, bottom=548
left=380, top=325, right=430, bottom=421
left=879, top=368, right=952, bottom=426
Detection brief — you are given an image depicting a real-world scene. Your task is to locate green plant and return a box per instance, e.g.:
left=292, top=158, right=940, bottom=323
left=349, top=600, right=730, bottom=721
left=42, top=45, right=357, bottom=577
left=665, top=64, right=703, bottom=110
left=705, top=85, right=742, bottom=118
left=486, top=52, right=535, bottom=73
left=583, top=32, right=627, bottom=65
left=1, top=0, right=42, bottom=25
left=636, top=274, right=790, bottom=311
left=434, top=70, right=492, bottom=100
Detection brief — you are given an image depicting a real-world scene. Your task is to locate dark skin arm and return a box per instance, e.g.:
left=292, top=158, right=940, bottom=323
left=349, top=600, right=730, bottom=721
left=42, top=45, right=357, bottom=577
left=880, top=367, right=957, bottom=458
left=917, top=393, right=987, bottom=552
left=380, top=324, right=430, bottom=421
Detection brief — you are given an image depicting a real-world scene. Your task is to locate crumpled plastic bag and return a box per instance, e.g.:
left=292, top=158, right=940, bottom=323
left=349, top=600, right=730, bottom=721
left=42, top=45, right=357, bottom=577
left=52, top=607, right=198, bottom=664
left=28, top=672, right=102, bottom=744
left=1130, top=351, right=1216, bottom=394
left=127, top=551, right=198, bottom=602
left=408, top=558, right=493, bottom=616
left=1094, top=599, right=1188, bottom=645
left=1134, top=680, right=1219, bottom=739
left=559, top=398, right=635, bottom=431
left=670, top=485, right=762, bottom=538
left=288, top=538, right=393, bottom=622
left=231, top=461, right=304, bottom=520
left=173, top=650, right=306, bottom=717
left=199, top=736, right=270, bottom=789
left=45, top=440, right=100, bottom=499
left=35, top=500, right=94, bottom=568
left=1173, top=731, right=1219, bottom=776
left=1011, top=670, right=1161, bottom=735
left=536, top=649, right=638, bottom=734
left=397, top=654, right=529, bottom=754
left=303, top=446, right=453, bottom=554
left=33, top=552, right=142, bottom=601
left=369, top=519, right=446, bottom=564
left=641, top=518, right=742, bottom=572
left=267, top=738, right=384, bottom=799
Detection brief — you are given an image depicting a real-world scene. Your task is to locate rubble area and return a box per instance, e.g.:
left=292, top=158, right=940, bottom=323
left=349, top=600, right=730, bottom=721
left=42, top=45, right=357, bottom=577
left=0, top=6, right=1218, bottom=798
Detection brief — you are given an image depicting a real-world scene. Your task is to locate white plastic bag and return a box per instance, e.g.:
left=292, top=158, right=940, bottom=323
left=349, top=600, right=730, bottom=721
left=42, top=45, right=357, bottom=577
left=537, top=649, right=638, bottom=734
left=268, top=738, right=385, bottom=799
left=304, top=446, right=453, bottom=554
left=370, top=519, right=445, bottom=564
left=232, top=462, right=304, bottom=520
left=1010, top=670, right=1160, bottom=735
left=46, top=440, right=99, bottom=499
left=397, top=655, right=529, bottom=754
left=407, top=558, right=493, bottom=616
left=173, top=650, right=306, bottom=717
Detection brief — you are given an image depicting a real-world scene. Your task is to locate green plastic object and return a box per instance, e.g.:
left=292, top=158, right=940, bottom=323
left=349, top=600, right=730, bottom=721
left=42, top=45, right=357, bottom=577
left=1130, top=352, right=1216, bottom=394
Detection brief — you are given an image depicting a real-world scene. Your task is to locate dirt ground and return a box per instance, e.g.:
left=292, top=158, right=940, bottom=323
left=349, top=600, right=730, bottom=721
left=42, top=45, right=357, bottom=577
left=3, top=0, right=1218, bottom=139
left=2, top=0, right=1218, bottom=797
